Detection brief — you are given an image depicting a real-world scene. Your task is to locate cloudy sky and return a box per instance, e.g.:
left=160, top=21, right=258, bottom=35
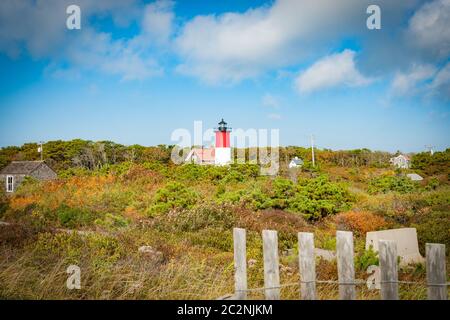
left=0, top=0, right=449, bottom=152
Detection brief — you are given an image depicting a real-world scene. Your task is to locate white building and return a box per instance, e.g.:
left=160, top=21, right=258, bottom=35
left=389, top=154, right=410, bottom=169
left=184, top=148, right=215, bottom=165
left=289, top=156, right=304, bottom=168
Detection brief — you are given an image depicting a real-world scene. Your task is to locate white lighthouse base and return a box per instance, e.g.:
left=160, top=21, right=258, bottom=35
left=215, top=147, right=231, bottom=165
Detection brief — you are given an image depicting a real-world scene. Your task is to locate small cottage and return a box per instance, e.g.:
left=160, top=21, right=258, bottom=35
left=184, top=148, right=215, bottom=165
left=289, top=156, right=304, bottom=168
left=389, top=154, right=410, bottom=169
left=0, top=161, right=57, bottom=193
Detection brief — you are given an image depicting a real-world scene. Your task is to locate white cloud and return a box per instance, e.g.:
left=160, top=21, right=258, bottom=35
left=0, top=0, right=142, bottom=58
left=390, top=62, right=450, bottom=100
left=262, top=94, right=281, bottom=109
left=428, top=62, right=450, bottom=99
left=174, top=0, right=364, bottom=84
left=174, top=0, right=419, bottom=84
left=0, top=0, right=170, bottom=80
left=407, top=0, right=450, bottom=59
left=141, top=0, right=174, bottom=45
left=0, top=0, right=447, bottom=93
left=391, top=64, right=437, bottom=95
left=294, top=50, right=372, bottom=94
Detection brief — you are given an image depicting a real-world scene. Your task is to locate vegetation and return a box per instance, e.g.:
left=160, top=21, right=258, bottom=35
left=0, top=140, right=448, bottom=300
left=368, top=176, right=418, bottom=194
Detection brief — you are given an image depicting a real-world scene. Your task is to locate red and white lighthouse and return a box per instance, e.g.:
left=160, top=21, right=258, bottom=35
left=214, top=119, right=231, bottom=165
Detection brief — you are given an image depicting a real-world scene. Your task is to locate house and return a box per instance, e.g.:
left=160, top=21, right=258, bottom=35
left=0, top=161, right=57, bottom=193
left=288, top=156, right=304, bottom=168
left=406, top=173, right=423, bottom=181
left=389, top=154, right=410, bottom=169
left=184, top=148, right=215, bottom=165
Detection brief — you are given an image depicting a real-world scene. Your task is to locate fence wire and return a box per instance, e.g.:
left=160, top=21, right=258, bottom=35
left=235, top=279, right=449, bottom=293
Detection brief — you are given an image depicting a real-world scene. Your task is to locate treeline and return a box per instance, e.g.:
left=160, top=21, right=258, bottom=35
left=1, top=139, right=447, bottom=173
left=411, top=149, right=450, bottom=176
left=0, top=140, right=173, bottom=172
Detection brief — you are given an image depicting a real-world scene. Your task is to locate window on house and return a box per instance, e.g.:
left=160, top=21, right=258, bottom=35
left=6, top=175, right=14, bottom=192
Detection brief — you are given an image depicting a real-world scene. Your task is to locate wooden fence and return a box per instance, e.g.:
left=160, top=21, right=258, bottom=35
left=230, top=228, right=448, bottom=300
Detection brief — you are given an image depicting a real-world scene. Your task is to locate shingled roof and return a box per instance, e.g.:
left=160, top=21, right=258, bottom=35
left=0, top=161, right=47, bottom=175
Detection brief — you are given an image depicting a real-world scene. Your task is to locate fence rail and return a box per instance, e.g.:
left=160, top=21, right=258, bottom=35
left=228, top=228, right=448, bottom=300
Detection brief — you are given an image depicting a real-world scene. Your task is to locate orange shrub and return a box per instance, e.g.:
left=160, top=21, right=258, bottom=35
left=334, top=210, right=387, bottom=235
left=10, top=195, right=40, bottom=210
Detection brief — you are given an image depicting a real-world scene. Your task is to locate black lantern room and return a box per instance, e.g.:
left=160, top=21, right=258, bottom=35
left=217, top=118, right=229, bottom=132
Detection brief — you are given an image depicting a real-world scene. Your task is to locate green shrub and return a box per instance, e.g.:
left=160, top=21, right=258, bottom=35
left=425, top=177, right=439, bottom=191
left=0, top=192, right=8, bottom=218
left=412, top=211, right=450, bottom=255
left=97, top=162, right=133, bottom=176
left=217, top=176, right=353, bottom=220
left=147, top=182, right=198, bottom=216
left=289, top=176, right=353, bottom=220
left=58, top=167, right=93, bottom=179
left=94, top=213, right=129, bottom=229
left=173, top=163, right=259, bottom=184
left=368, top=176, right=417, bottom=194
left=57, top=206, right=99, bottom=228
left=355, top=247, right=379, bottom=272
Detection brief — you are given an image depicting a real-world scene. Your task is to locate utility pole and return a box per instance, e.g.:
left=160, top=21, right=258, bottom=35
left=310, top=134, right=315, bottom=167
left=38, top=141, right=44, bottom=161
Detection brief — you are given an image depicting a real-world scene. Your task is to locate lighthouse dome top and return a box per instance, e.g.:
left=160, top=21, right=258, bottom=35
left=216, top=118, right=231, bottom=132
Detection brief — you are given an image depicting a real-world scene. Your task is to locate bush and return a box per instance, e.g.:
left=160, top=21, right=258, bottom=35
left=355, top=247, right=379, bottom=272
left=94, top=213, right=129, bottom=229
left=425, top=177, right=439, bottom=191
left=154, top=203, right=237, bottom=232
left=57, top=206, right=99, bottom=228
left=58, top=167, right=93, bottom=179
left=0, top=192, right=8, bottom=218
left=289, top=176, right=353, bottom=220
left=368, top=176, right=417, bottom=194
left=412, top=211, right=450, bottom=255
left=334, top=211, right=388, bottom=235
left=174, top=163, right=260, bottom=184
left=147, top=182, right=198, bottom=216
left=218, top=176, right=353, bottom=220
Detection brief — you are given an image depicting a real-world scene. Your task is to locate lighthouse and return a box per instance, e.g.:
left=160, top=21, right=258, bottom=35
left=214, top=119, right=232, bottom=165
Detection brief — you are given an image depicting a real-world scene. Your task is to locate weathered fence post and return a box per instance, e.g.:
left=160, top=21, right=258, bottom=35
left=262, top=230, right=280, bottom=300
left=379, top=240, right=398, bottom=300
left=336, top=231, right=356, bottom=300
left=233, top=228, right=247, bottom=300
left=426, top=243, right=447, bottom=300
left=298, top=232, right=316, bottom=300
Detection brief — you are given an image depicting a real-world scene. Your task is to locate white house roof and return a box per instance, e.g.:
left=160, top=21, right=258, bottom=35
left=406, top=173, right=423, bottom=181
left=185, top=148, right=215, bottom=162
left=391, top=154, right=410, bottom=161
left=290, top=157, right=303, bottom=165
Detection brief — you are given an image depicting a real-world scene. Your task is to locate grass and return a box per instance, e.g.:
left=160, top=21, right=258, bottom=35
left=0, top=163, right=448, bottom=300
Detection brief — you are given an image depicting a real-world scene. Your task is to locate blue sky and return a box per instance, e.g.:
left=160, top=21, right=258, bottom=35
left=0, top=0, right=449, bottom=152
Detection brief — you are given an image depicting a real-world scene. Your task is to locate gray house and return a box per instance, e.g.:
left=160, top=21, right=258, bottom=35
left=289, top=156, right=304, bottom=168
left=0, top=161, right=57, bottom=193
